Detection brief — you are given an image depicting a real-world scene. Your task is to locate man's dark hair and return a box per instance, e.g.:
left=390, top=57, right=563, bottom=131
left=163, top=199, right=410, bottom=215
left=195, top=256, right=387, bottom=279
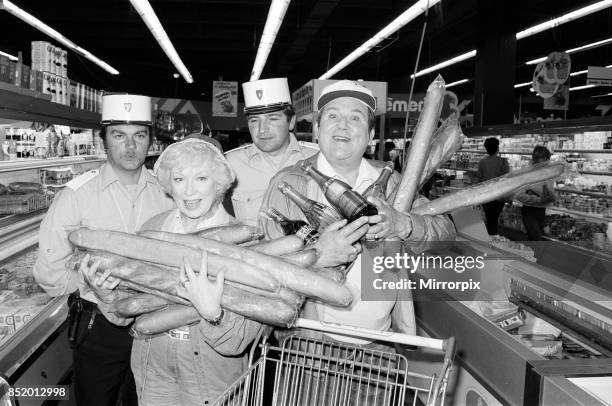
left=316, top=105, right=375, bottom=132
left=532, top=145, right=551, bottom=162
left=484, top=137, right=500, bottom=156
left=246, top=105, right=295, bottom=123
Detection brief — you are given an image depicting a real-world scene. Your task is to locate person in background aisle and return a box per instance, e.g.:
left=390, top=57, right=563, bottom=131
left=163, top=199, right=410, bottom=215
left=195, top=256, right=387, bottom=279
left=260, top=80, right=456, bottom=343
left=514, top=146, right=556, bottom=241
left=225, top=78, right=318, bottom=226
left=33, top=94, right=174, bottom=406
left=476, top=137, right=510, bottom=235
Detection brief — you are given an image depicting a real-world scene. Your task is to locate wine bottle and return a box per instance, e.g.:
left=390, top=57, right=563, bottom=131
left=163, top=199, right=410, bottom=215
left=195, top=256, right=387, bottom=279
left=300, top=161, right=378, bottom=222
left=277, top=182, right=343, bottom=232
left=363, top=161, right=394, bottom=200
left=265, top=208, right=319, bottom=245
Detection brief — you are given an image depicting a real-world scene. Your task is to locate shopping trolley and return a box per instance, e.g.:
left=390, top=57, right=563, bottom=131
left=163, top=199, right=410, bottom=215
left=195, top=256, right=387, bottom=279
left=214, top=318, right=455, bottom=406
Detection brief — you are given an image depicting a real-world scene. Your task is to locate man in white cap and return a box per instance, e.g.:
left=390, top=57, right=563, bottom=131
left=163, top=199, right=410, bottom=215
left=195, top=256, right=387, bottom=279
left=34, top=93, right=173, bottom=406
left=260, top=80, right=455, bottom=345
left=225, top=78, right=318, bottom=225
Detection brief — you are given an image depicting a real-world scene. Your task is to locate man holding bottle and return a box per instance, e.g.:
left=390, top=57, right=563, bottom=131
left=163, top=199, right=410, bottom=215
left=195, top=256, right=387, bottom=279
left=33, top=94, right=174, bottom=406
left=260, top=80, right=455, bottom=340
left=225, top=77, right=318, bottom=226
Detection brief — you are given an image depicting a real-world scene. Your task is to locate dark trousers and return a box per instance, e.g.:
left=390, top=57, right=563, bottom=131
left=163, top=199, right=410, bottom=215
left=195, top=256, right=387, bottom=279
left=482, top=200, right=505, bottom=235
left=521, top=206, right=546, bottom=241
left=72, top=309, right=137, bottom=406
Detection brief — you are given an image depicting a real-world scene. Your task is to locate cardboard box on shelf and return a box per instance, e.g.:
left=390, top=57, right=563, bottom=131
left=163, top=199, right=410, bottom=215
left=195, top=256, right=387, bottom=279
left=69, top=80, right=77, bottom=107
left=21, top=65, right=30, bottom=89
left=61, top=49, right=68, bottom=78
left=0, top=55, right=9, bottom=83
left=8, top=61, right=16, bottom=84
left=30, top=69, right=43, bottom=92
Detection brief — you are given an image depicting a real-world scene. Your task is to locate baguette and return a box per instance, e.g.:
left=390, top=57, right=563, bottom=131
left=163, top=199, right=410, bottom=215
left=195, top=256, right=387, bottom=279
left=68, top=228, right=278, bottom=292
left=194, top=224, right=264, bottom=244
left=419, top=115, right=464, bottom=188
left=412, top=161, right=565, bottom=216
left=393, top=75, right=445, bottom=212
left=112, top=293, right=171, bottom=317
left=139, top=231, right=351, bottom=307
left=281, top=249, right=319, bottom=267
left=249, top=235, right=304, bottom=255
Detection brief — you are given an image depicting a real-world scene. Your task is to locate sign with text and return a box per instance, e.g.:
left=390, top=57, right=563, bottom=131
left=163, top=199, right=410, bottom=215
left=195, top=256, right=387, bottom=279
left=212, top=81, right=238, bottom=117
left=587, top=66, right=612, bottom=86
left=386, top=91, right=459, bottom=120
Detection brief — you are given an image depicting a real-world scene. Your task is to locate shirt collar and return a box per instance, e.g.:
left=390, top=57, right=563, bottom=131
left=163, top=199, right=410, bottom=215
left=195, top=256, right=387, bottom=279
left=315, top=154, right=379, bottom=192
left=100, top=162, right=156, bottom=191
left=246, top=133, right=302, bottom=161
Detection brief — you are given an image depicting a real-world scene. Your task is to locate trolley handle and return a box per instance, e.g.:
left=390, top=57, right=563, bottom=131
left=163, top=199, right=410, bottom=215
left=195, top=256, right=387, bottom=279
left=294, top=318, right=446, bottom=351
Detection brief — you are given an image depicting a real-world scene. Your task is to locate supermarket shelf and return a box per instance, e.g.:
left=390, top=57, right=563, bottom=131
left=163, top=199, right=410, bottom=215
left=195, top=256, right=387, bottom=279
left=548, top=206, right=612, bottom=222
left=0, top=156, right=107, bottom=173
left=458, top=149, right=533, bottom=155
left=457, top=149, right=486, bottom=154
left=439, top=165, right=477, bottom=173
left=555, top=150, right=612, bottom=154
left=579, top=170, right=612, bottom=176
left=555, top=188, right=612, bottom=199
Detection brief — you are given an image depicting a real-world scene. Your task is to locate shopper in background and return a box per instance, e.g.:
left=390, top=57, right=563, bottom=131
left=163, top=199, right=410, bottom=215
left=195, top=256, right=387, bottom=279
left=225, top=78, right=318, bottom=225
left=476, top=137, right=510, bottom=235
left=33, top=94, right=174, bottom=406
left=260, top=80, right=456, bottom=341
left=515, top=146, right=556, bottom=241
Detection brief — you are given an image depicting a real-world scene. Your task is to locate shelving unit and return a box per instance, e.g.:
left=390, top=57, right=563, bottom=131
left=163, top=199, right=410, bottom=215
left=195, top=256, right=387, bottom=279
left=548, top=206, right=612, bottom=222
left=555, top=187, right=612, bottom=199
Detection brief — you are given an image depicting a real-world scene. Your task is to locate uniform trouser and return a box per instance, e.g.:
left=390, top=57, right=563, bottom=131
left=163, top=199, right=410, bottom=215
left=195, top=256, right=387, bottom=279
left=72, top=309, right=137, bottom=406
left=482, top=200, right=505, bottom=235
left=521, top=206, right=546, bottom=241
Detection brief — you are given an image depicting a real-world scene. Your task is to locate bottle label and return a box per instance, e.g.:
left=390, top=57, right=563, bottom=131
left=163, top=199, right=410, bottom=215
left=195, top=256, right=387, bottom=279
left=296, top=224, right=318, bottom=244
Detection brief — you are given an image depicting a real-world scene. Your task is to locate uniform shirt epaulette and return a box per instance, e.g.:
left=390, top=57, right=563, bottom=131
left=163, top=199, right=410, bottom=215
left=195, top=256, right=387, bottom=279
left=65, top=169, right=99, bottom=191
left=224, top=144, right=253, bottom=157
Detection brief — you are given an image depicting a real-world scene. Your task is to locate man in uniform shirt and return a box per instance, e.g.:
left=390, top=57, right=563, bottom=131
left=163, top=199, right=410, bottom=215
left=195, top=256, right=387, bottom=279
left=225, top=78, right=318, bottom=225
left=33, top=94, right=174, bottom=406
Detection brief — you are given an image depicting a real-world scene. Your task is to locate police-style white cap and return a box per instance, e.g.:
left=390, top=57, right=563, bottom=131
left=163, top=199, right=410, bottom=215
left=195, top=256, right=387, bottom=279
left=242, top=78, right=291, bottom=115
left=317, top=80, right=376, bottom=112
left=101, top=94, right=152, bottom=125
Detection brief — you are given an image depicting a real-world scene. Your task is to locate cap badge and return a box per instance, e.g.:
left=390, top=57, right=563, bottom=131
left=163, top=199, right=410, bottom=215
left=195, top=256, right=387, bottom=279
left=123, top=103, right=132, bottom=112
left=256, top=89, right=263, bottom=100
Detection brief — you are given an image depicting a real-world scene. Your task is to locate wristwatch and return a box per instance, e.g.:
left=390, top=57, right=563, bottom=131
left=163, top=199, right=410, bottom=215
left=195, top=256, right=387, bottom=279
left=206, top=308, right=225, bottom=326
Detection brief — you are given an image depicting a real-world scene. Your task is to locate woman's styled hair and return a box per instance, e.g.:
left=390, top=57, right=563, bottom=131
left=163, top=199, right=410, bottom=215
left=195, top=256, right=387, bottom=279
left=154, top=139, right=235, bottom=198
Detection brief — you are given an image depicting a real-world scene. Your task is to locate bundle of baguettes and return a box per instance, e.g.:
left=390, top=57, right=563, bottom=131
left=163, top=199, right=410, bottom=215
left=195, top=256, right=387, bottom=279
left=68, top=225, right=351, bottom=336
left=389, top=74, right=565, bottom=217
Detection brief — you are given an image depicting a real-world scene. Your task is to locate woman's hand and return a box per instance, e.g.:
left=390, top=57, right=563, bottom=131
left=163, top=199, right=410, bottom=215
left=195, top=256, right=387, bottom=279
left=312, top=217, right=368, bottom=267
left=365, top=196, right=413, bottom=240
left=80, top=253, right=120, bottom=302
left=178, top=251, right=224, bottom=322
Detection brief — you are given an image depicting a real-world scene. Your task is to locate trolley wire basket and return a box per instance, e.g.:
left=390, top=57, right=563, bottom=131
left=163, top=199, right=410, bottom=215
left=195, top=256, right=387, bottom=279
left=214, top=319, right=455, bottom=406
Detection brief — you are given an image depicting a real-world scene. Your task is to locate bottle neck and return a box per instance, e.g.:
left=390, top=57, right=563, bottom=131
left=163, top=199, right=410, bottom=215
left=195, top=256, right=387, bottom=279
left=266, top=208, right=289, bottom=224
left=278, top=183, right=313, bottom=211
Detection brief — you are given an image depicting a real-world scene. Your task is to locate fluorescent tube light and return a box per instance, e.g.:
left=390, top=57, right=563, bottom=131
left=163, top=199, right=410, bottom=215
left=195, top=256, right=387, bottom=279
left=570, top=69, right=589, bottom=76
left=319, top=0, right=441, bottom=80
left=591, top=92, right=612, bottom=97
left=526, top=36, right=612, bottom=65
left=0, top=50, right=17, bottom=61
left=569, top=84, right=596, bottom=91
left=129, top=0, right=193, bottom=83
left=410, top=49, right=477, bottom=79
left=516, top=0, right=612, bottom=40
left=0, top=0, right=119, bottom=74
left=446, top=78, right=469, bottom=88
left=250, top=0, right=291, bottom=81
left=514, top=82, right=531, bottom=88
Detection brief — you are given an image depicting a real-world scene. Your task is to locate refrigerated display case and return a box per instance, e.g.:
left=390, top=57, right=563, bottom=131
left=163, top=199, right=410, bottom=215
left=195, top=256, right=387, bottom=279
left=408, top=232, right=612, bottom=405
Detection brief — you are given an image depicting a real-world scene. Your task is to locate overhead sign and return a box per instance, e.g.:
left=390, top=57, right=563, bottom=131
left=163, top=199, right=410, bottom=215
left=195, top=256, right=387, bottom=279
left=212, top=81, right=238, bottom=117
left=587, top=66, right=612, bottom=86
left=386, top=91, right=459, bottom=120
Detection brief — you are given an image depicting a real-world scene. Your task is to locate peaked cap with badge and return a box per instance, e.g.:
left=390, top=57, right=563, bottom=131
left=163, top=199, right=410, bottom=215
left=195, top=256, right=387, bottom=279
left=101, top=93, right=153, bottom=125
left=242, top=78, right=292, bottom=115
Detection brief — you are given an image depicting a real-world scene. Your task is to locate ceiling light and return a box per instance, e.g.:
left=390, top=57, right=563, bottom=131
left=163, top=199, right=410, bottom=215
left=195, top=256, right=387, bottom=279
left=0, top=0, right=119, bottom=74
left=570, top=69, right=589, bottom=77
left=250, top=0, right=291, bottom=81
left=591, top=92, right=612, bottom=97
left=410, top=49, right=477, bottom=79
left=526, top=36, right=612, bottom=65
left=516, top=0, right=612, bottom=40
left=446, top=78, right=470, bottom=88
left=319, top=0, right=441, bottom=80
left=514, top=82, right=531, bottom=88
left=129, top=0, right=193, bottom=83
left=0, top=50, right=17, bottom=61
left=569, top=84, right=596, bottom=91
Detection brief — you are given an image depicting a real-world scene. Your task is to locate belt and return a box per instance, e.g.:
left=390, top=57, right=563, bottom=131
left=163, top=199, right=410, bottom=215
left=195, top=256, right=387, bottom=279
left=166, top=329, right=191, bottom=341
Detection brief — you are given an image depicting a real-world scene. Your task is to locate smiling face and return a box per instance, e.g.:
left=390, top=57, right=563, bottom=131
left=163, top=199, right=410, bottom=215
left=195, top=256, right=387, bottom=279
left=170, top=164, right=219, bottom=219
left=247, top=110, right=295, bottom=154
left=315, top=97, right=373, bottom=169
left=104, top=124, right=150, bottom=173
